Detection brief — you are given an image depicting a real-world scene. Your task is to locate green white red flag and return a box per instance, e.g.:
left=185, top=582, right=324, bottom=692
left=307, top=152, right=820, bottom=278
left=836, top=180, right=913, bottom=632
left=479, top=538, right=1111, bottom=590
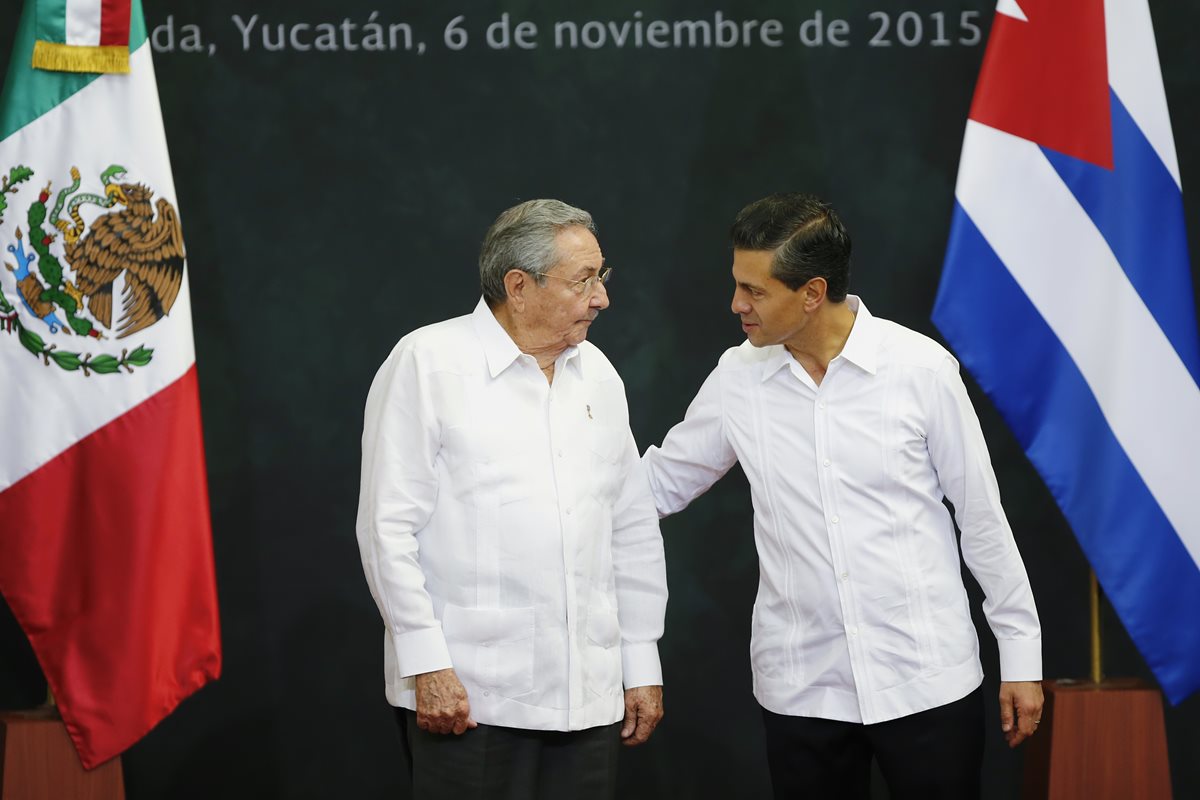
left=30, top=0, right=133, bottom=74
left=0, top=0, right=221, bottom=768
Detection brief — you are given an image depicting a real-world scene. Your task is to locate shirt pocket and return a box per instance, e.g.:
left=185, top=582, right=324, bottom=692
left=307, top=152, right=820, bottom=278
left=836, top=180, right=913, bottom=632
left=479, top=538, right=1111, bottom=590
left=583, top=603, right=623, bottom=698
left=441, top=425, right=538, bottom=507
left=750, top=605, right=799, bottom=682
left=588, top=428, right=625, bottom=464
left=927, top=580, right=978, bottom=669
left=441, top=604, right=536, bottom=699
left=587, top=425, right=627, bottom=504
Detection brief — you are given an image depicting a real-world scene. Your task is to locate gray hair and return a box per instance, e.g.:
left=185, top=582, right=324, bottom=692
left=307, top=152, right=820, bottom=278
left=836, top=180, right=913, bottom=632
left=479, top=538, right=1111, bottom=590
left=479, top=199, right=596, bottom=306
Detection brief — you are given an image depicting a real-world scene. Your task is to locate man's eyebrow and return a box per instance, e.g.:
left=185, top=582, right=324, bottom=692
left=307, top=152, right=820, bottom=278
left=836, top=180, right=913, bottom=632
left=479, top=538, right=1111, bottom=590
left=738, top=280, right=764, bottom=292
left=573, top=263, right=602, bottom=279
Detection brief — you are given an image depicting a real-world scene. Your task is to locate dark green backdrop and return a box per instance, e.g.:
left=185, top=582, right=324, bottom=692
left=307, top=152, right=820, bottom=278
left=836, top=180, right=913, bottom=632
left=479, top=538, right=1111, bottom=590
left=2, top=1, right=1198, bottom=797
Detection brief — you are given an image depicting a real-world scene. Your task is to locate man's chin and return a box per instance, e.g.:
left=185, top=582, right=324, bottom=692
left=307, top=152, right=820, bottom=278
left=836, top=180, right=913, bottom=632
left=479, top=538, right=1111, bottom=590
left=570, top=320, right=595, bottom=342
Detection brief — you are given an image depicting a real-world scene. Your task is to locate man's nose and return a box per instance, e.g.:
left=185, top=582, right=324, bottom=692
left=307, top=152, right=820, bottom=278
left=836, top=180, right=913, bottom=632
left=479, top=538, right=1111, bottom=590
left=731, top=292, right=750, bottom=315
left=591, top=282, right=610, bottom=310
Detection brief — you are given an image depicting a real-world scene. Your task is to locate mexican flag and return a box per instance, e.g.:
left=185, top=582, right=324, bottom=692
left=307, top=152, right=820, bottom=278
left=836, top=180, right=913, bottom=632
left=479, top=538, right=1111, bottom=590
left=0, top=0, right=221, bottom=768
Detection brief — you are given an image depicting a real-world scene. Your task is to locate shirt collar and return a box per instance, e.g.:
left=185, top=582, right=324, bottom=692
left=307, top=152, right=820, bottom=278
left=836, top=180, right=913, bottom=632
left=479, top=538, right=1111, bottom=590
left=471, top=297, right=584, bottom=379
left=837, top=295, right=879, bottom=375
left=760, top=346, right=794, bottom=382
left=759, top=294, right=879, bottom=382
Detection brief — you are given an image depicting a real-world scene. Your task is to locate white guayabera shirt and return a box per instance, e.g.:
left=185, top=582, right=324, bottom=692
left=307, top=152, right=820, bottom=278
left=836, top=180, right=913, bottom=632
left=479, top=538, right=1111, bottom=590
left=357, top=298, right=667, bottom=731
left=644, top=296, right=1041, bottom=724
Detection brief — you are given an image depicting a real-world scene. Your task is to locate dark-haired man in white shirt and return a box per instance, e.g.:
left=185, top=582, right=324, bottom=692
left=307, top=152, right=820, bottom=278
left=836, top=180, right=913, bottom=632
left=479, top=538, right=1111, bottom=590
left=644, top=192, right=1043, bottom=800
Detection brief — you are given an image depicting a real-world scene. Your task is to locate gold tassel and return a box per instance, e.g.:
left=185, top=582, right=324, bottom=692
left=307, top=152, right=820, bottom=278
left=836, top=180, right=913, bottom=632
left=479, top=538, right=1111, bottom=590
left=32, top=41, right=129, bottom=74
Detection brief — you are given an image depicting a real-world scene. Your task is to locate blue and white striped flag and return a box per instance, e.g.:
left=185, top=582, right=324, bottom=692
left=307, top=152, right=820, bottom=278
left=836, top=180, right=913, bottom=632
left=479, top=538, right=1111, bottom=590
left=934, top=0, right=1200, bottom=702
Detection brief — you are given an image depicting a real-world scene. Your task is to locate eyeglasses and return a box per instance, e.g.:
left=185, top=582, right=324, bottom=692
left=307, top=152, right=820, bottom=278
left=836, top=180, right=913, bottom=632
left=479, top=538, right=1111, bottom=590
left=536, top=267, right=612, bottom=295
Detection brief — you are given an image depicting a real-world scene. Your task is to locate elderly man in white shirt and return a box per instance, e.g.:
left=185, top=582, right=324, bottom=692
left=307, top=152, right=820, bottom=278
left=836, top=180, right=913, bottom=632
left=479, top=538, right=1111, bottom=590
left=357, top=199, right=667, bottom=799
left=644, top=193, right=1043, bottom=800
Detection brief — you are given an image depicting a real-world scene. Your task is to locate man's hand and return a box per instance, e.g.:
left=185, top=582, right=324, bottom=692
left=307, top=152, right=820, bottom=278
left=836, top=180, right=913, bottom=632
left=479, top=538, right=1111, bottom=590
left=414, top=668, right=477, bottom=735
left=621, top=685, right=664, bottom=747
left=999, top=680, right=1044, bottom=748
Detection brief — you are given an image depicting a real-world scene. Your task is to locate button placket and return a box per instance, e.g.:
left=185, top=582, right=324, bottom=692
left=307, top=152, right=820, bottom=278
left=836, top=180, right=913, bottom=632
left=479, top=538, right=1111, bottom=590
left=816, top=388, right=865, bottom=694
left=549, top=370, right=586, bottom=719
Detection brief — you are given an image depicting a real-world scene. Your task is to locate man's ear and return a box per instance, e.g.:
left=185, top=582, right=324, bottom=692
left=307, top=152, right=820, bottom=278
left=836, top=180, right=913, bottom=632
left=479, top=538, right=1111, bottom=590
left=503, top=269, right=528, bottom=312
left=802, top=277, right=828, bottom=312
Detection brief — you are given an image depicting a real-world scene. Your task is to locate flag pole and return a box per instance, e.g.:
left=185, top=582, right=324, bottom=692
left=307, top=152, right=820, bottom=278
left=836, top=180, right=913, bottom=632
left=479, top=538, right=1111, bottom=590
left=1090, top=569, right=1103, bottom=684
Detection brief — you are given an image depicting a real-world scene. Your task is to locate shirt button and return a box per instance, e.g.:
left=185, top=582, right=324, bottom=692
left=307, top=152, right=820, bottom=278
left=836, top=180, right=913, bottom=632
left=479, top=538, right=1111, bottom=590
left=557, top=450, right=564, bottom=458
left=566, top=508, right=573, bottom=515
left=483, top=690, right=491, bottom=697
left=818, top=401, right=826, bottom=409
left=823, top=459, right=831, bottom=467
left=849, top=626, right=858, bottom=637
left=831, top=515, right=840, bottom=524
left=840, top=572, right=849, bottom=581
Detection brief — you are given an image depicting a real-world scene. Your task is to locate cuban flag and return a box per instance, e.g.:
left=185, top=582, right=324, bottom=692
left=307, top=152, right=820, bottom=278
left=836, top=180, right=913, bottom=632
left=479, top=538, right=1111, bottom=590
left=934, top=0, right=1200, bottom=703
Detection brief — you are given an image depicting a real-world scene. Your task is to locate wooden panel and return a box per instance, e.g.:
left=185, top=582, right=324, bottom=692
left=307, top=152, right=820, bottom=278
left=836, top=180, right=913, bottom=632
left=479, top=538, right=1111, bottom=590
left=0, top=709, right=124, bottom=800
left=1022, top=679, right=1172, bottom=800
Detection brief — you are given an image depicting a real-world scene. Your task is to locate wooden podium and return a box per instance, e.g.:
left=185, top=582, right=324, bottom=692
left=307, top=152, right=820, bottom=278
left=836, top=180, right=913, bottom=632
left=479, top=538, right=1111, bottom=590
left=1022, top=679, right=1172, bottom=800
left=0, top=708, right=124, bottom=800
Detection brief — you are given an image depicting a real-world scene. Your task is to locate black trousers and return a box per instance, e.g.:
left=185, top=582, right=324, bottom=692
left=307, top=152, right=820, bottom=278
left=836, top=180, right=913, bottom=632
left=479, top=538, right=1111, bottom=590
left=760, top=687, right=985, bottom=800
left=394, top=708, right=621, bottom=800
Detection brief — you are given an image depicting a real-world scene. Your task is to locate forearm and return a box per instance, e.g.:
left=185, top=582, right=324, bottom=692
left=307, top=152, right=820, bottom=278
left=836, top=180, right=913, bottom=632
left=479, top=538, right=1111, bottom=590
left=929, top=356, right=1041, bottom=679
left=357, top=345, right=450, bottom=676
left=643, top=365, right=736, bottom=517
left=610, top=458, right=668, bottom=687
left=612, top=522, right=667, bottom=686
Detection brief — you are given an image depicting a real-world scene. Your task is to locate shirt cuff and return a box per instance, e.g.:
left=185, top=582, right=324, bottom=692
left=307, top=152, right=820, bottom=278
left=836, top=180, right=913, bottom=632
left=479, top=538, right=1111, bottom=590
left=621, top=641, right=663, bottom=688
left=997, top=638, right=1042, bottom=682
left=394, top=626, right=453, bottom=678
